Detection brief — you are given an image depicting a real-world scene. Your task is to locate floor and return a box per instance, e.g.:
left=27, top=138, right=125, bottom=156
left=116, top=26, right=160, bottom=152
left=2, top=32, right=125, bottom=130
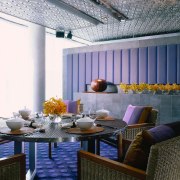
left=0, top=141, right=117, bottom=180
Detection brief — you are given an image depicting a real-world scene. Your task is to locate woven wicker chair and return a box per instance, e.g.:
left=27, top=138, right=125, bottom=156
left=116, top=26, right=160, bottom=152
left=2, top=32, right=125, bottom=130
left=0, top=153, right=26, bottom=180
left=99, top=109, right=158, bottom=160
left=78, top=136, right=180, bottom=180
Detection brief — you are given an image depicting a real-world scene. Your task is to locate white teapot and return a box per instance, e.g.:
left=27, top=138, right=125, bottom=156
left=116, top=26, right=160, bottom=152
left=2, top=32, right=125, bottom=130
left=19, top=107, right=31, bottom=119
left=76, top=117, right=94, bottom=130
left=96, top=109, right=109, bottom=118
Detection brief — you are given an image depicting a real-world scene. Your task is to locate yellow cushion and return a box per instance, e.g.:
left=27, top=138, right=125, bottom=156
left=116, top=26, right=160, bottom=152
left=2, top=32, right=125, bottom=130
left=123, top=132, right=151, bottom=170
left=138, top=106, right=152, bottom=123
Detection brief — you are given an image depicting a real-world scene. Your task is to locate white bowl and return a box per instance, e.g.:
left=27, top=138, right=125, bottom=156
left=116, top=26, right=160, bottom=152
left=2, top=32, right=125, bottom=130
left=6, top=118, right=25, bottom=131
left=96, top=109, right=109, bottom=118
left=19, top=108, right=31, bottom=119
left=76, top=117, right=94, bottom=130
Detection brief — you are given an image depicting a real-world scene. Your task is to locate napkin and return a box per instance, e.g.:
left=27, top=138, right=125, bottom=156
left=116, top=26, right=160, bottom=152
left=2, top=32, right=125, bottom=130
left=61, top=113, right=74, bottom=118
left=61, top=122, right=73, bottom=128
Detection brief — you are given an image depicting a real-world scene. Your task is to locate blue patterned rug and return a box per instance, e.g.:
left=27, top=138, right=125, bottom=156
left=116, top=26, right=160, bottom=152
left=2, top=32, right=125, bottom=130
left=0, top=141, right=117, bottom=180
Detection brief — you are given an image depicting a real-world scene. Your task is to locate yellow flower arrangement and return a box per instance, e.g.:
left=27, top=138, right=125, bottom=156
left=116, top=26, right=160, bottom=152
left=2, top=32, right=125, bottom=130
left=119, top=83, right=180, bottom=94
left=43, top=97, right=67, bottom=116
left=120, top=83, right=130, bottom=93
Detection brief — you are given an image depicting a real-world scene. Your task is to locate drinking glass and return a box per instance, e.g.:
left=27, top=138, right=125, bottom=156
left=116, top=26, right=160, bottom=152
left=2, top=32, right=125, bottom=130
left=89, top=107, right=97, bottom=119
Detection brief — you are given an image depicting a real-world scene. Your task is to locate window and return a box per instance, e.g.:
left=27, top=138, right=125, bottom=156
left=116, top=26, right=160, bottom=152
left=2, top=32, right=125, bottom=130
left=0, top=15, right=86, bottom=117
left=0, top=19, right=32, bottom=117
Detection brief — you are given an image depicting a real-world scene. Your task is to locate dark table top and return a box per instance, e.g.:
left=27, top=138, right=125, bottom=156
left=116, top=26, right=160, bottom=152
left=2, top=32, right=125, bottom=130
left=0, top=118, right=127, bottom=143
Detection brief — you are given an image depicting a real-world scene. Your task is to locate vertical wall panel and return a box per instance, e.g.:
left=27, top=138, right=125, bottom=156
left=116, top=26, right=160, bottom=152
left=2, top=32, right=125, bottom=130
left=99, top=51, right=106, bottom=79
left=114, top=50, right=121, bottom=84
left=106, top=50, right=114, bottom=82
left=130, top=48, right=139, bottom=84
left=167, top=44, right=177, bottom=84
left=157, top=45, right=167, bottom=84
left=92, top=51, right=99, bottom=80
left=85, top=52, right=92, bottom=84
left=139, top=47, right=148, bottom=83
left=148, top=46, right=157, bottom=84
left=66, top=54, right=73, bottom=100
left=66, top=43, right=180, bottom=100
left=177, top=45, right=180, bottom=84
left=72, top=54, right=79, bottom=92
left=79, top=53, right=86, bottom=92
left=122, top=49, right=130, bottom=84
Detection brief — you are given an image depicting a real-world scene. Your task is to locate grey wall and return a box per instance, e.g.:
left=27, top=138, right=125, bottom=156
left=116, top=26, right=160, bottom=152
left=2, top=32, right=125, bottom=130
left=74, top=92, right=180, bottom=125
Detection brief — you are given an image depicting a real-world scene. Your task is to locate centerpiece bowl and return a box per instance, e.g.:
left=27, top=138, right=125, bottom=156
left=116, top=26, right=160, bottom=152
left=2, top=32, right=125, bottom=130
left=19, top=108, right=31, bottom=120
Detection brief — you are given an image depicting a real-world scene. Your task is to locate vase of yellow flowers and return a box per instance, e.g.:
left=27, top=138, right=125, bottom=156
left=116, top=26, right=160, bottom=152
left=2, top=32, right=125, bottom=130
left=43, top=97, right=67, bottom=123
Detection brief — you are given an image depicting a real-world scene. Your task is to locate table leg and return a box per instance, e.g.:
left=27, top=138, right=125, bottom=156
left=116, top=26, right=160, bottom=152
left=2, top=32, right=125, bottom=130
left=14, top=141, right=24, bottom=154
left=81, top=139, right=96, bottom=153
left=26, top=142, right=37, bottom=180
left=48, top=142, right=52, bottom=159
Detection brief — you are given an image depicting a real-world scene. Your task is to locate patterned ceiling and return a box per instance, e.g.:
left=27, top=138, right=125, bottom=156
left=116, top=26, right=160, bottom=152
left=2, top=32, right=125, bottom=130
left=0, top=0, right=179, bottom=42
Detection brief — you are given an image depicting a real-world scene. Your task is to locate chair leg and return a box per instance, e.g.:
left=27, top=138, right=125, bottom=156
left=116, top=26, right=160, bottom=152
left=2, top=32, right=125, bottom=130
left=48, top=143, right=52, bottom=159
left=96, top=138, right=100, bottom=155
left=117, top=134, right=123, bottom=162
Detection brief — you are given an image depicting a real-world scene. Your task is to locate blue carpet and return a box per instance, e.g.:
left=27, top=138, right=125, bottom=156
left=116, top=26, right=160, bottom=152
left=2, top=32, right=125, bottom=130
left=0, top=141, right=117, bottom=180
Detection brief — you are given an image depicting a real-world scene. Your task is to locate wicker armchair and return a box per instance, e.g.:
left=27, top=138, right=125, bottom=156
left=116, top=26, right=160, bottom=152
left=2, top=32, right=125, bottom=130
left=99, top=109, right=158, bottom=160
left=122, top=109, right=158, bottom=140
left=0, top=153, right=26, bottom=180
left=78, top=136, right=180, bottom=180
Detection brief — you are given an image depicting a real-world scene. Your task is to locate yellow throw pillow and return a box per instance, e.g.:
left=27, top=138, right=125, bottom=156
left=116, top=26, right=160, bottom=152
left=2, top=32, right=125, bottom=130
left=138, top=106, right=152, bottom=123
left=123, top=132, right=151, bottom=170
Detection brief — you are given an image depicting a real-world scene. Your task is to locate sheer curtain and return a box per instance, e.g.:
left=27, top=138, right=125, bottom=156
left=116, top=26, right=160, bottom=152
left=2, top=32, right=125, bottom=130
left=0, top=20, right=33, bottom=117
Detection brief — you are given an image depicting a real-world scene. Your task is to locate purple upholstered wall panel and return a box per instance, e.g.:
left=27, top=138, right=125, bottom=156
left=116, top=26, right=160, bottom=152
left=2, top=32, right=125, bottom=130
left=66, top=54, right=73, bottom=99
left=148, top=46, right=157, bottom=84
left=139, top=47, right=148, bottom=83
left=65, top=43, right=180, bottom=100
left=72, top=54, right=79, bottom=93
left=167, top=44, right=177, bottom=84
left=92, top=52, right=99, bottom=80
left=157, top=45, right=167, bottom=84
left=130, top=48, right=139, bottom=84
left=122, top=49, right=130, bottom=84
left=106, top=50, right=114, bottom=82
left=178, top=45, right=180, bottom=84
left=85, top=52, right=92, bottom=84
left=99, top=51, right=106, bottom=79
left=79, top=53, right=86, bottom=92
left=114, top=50, right=122, bottom=84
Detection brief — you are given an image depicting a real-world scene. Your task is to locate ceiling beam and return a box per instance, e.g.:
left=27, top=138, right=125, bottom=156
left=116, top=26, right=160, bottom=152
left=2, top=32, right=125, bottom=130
left=46, top=0, right=103, bottom=25
left=89, top=0, right=128, bottom=21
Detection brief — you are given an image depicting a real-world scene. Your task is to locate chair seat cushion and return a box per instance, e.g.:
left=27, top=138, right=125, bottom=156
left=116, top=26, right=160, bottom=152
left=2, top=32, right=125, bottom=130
left=123, top=121, right=180, bottom=170
left=123, top=105, right=144, bottom=125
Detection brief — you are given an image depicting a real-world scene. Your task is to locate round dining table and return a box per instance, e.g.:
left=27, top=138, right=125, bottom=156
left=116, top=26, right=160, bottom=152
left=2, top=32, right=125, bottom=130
left=0, top=117, right=127, bottom=180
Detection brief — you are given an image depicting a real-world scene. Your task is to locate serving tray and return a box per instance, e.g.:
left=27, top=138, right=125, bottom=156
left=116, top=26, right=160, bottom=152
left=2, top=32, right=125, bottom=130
left=0, top=127, right=34, bottom=135
left=96, top=116, right=115, bottom=121
left=66, top=126, right=104, bottom=134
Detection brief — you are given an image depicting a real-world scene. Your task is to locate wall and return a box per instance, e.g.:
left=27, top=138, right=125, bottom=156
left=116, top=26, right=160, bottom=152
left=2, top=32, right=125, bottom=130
left=63, top=34, right=180, bottom=100
left=74, top=92, right=180, bottom=125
